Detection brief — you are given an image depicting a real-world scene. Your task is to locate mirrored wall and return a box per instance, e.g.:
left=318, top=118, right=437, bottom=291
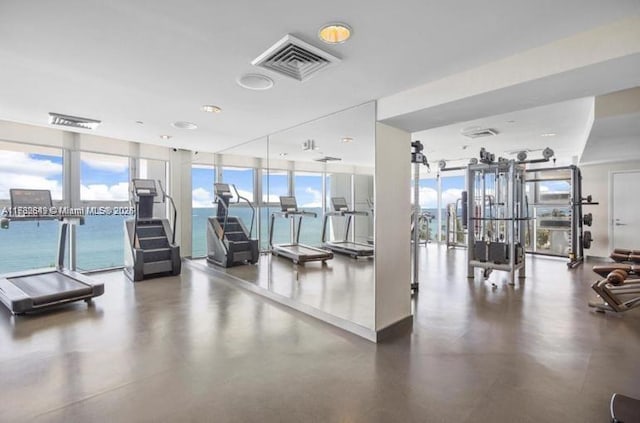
left=191, top=102, right=376, bottom=330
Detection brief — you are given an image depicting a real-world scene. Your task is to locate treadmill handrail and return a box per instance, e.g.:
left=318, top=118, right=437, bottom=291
left=326, top=210, right=369, bottom=217
left=272, top=210, right=317, bottom=218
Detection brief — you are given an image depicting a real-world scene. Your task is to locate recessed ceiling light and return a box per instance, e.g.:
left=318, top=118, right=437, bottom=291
left=541, top=133, right=556, bottom=137
left=341, top=137, right=353, bottom=143
left=319, top=23, right=352, bottom=44
left=201, top=105, right=222, bottom=113
left=279, top=153, right=288, bottom=157
left=171, top=121, right=198, bottom=130
left=135, top=120, right=144, bottom=125
left=159, top=135, right=172, bottom=140
left=237, top=73, right=274, bottom=90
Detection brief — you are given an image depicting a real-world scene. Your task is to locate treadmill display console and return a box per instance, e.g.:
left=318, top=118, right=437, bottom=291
left=280, top=196, right=298, bottom=212
left=10, top=189, right=53, bottom=208
left=331, top=197, right=348, bottom=211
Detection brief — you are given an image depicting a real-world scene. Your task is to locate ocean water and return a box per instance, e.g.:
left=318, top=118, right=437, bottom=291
left=0, top=207, right=442, bottom=274
left=0, top=215, right=128, bottom=273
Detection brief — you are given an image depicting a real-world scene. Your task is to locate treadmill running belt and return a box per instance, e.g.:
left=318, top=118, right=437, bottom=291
left=8, top=273, right=92, bottom=305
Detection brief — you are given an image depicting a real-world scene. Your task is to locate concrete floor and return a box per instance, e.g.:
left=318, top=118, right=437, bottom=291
left=1, top=245, right=639, bottom=422
left=195, top=253, right=375, bottom=329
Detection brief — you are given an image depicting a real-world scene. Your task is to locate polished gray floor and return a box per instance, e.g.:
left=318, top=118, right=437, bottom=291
left=195, top=253, right=375, bottom=329
left=1, top=245, right=639, bottom=422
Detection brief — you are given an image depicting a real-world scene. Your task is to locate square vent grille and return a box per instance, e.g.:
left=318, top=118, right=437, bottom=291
left=48, top=112, right=101, bottom=130
left=252, top=34, right=340, bottom=82
left=461, top=128, right=499, bottom=139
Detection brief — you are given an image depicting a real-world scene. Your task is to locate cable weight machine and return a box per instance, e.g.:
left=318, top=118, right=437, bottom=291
left=464, top=149, right=530, bottom=286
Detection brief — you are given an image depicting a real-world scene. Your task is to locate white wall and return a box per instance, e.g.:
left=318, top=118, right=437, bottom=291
left=374, top=122, right=411, bottom=331
left=581, top=160, right=640, bottom=258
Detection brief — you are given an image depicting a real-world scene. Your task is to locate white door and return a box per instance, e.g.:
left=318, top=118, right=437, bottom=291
left=612, top=171, right=640, bottom=250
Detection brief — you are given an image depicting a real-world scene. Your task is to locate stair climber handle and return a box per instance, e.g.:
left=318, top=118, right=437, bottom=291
left=231, top=184, right=255, bottom=238
left=157, top=181, right=178, bottom=245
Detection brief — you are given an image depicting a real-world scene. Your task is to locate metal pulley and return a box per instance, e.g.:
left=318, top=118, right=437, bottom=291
left=583, top=231, right=593, bottom=249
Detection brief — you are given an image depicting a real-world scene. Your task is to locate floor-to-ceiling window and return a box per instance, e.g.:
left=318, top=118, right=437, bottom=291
left=78, top=152, right=130, bottom=270
left=191, top=164, right=215, bottom=258
left=294, top=171, right=323, bottom=247
left=0, top=143, right=64, bottom=273
left=412, top=177, right=438, bottom=242
left=440, top=175, right=466, bottom=243
left=261, top=169, right=289, bottom=249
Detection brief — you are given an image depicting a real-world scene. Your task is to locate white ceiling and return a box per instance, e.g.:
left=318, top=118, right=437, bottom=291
left=223, top=102, right=375, bottom=167
left=0, top=0, right=638, bottom=153
left=581, top=112, right=640, bottom=164
left=411, top=97, right=595, bottom=170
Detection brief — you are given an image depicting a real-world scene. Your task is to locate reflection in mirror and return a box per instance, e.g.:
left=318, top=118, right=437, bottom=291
left=191, top=102, right=376, bottom=333
left=265, top=102, right=376, bottom=330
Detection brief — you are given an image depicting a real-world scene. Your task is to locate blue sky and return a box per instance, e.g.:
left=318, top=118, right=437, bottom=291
left=192, top=167, right=322, bottom=208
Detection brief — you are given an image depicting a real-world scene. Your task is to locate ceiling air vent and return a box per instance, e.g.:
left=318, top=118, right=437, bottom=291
left=251, top=34, right=340, bottom=82
left=48, top=112, right=101, bottom=130
left=315, top=156, right=342, bottom=163
left=461, top=127, right=499, bottom=139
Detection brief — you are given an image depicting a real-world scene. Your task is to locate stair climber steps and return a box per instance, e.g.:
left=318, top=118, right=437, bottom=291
left=136, top=225, right=167, bottom=238
left=138, top=236, right=170, bottom=250
left=143, top=248, right=173, bottom=262
left=225, top=231, right=249, bottom=242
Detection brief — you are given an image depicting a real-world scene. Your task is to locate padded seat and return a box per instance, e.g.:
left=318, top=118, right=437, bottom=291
left=592, top=264, right=632, bottom=277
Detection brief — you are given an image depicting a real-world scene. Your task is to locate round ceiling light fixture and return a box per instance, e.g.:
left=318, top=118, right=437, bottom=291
left=171, top=121, right=198, bottom=130
left=201, top=105, right=222, bottom=113
left=237, top=73, right=274, bottom=90
left=319, top=23, right=352, bottom=44
left=341, top=137, right=353, bottom=143
left=159, top=135, right=172, bottom=140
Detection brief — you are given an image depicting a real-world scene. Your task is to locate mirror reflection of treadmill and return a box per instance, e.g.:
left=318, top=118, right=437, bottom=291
left=269, top=196, right=333, bottom=265
left=322, top=197, right=374, bottom=258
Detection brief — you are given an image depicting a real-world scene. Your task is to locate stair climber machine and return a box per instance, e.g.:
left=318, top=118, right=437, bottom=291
left=206, top=183, right=259, bottom=267
left=124, top=179, right=181, bottom=281
left=321, top=197, right=374, bottom=259
left=270, top=196, right=334, bottom=265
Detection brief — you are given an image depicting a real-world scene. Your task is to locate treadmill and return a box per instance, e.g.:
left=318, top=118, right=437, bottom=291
left=321, top=197, right=374, bottom=258
left=0, top=189, right=104, bottom=315
left=269, top=196, right=333, bottom=265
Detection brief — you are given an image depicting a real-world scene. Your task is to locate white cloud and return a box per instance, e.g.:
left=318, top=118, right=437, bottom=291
left=81, top=157, right=129, bottom=173
left=410, top=187, right=463, bottom=209
left=0, top=152, right=63, bottom=200
left=81, top=182, right=129, bottom=201
left=192, top=187, right=214, bottom=208
left=300, top=187, right=322, bottom=208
